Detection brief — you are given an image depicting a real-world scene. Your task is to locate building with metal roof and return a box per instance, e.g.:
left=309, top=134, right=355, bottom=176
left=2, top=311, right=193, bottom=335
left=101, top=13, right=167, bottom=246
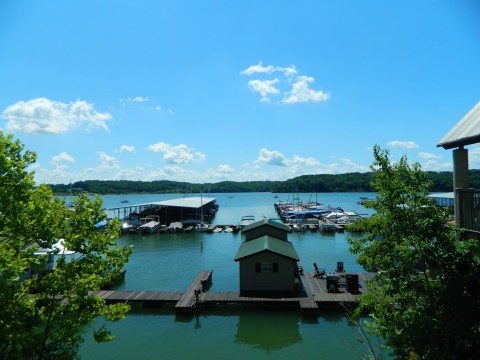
left=109, top=196, right=218, bottom=227
left=234, top=235, right=300, bottom=262
left=234, top=235, right=300, bottom=293
left=241, top=218, right=292, bottom=242
left=428, top=192, right=454, bottom=214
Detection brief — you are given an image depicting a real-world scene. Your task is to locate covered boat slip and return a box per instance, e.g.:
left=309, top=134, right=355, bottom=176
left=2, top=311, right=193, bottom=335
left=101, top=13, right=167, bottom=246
left=109, top=196, right=218, bottom=226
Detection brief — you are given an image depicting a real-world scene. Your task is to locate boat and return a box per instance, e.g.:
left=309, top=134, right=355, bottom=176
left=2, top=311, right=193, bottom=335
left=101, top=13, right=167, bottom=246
left=52, top=238, right=75, bottom=255
left=357, top=197, right=372, bottom=206
left=304, top=218, right=319, bottom=232
left=240, top=215, right=255, bottom=228
left=195, top=222, right=210, bottom=232
left=138, top=215, right=162, bottom=234
left=121, top=199, right=129, bottom=203
left=319, top=220, right=337, bottom=232
left=292, top=223, right=307, bottom=232
left=168, top=221, right=183, bottom=233
left=121, top=214, right=141, bottom=233
left=195, top=193, right=211, bottom=232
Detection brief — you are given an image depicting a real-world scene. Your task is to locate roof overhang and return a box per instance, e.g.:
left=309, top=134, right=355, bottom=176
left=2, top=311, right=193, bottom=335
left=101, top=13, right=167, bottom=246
left=437, top=101, right=480, bottom=150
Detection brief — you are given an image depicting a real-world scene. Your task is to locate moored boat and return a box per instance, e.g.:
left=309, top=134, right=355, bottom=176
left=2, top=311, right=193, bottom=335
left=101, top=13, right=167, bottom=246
left=195, top=222, right=210, bottom=232
left=168, top=221, right=184, bottom=233
left=292, top=223, right=307, bottom=232
left=138, top=215, right=162, bottom=234
left=239, top=215, right=255, bottom=228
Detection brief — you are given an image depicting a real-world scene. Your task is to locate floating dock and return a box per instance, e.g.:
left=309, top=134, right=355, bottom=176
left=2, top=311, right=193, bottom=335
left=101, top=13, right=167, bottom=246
left=93, top=270, right=374, bottom=315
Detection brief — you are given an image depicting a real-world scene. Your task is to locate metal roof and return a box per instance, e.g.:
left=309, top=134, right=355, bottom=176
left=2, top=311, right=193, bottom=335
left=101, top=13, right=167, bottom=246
left=108, top=196, right=216, bottom=211
left=234, top=235, right=300, bottom=262
left=242, top=218, right=292, bottom=233
left=437, top=101, right=480, bottom=149
left=428, top=192, right=454, bottom=199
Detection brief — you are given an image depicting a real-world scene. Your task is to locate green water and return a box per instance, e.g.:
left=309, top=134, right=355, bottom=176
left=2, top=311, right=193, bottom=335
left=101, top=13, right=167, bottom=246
left=77, top=192, right=389, bottom=359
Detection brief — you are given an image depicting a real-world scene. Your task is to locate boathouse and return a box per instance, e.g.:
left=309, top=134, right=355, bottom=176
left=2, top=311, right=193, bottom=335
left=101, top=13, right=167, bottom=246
left=235, top=219, right=299, bottom=293
left=109, top=196, right=218, bottom=227
left=241, top=219, right=292, bottom=242
left=234, top=235, right=300, bottom=293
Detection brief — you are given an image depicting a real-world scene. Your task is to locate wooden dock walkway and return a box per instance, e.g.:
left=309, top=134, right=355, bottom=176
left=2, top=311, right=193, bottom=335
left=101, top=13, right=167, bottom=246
left=175, top=270, right=213, bottom=313
left=93, top=270, right=374, bottom=315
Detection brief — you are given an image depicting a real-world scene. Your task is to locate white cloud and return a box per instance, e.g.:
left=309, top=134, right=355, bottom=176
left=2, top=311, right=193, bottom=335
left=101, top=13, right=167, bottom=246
left=51, top=152, right=75, bottom=163
left=340, top=158, right=370, bottom=172
left=241, top=62, right=329, bottom=104
left=118, top=145, right=136, bottom=154
left=120, top=96, right=151, bottom=105
left=387, top=140, right=420, bottom=149
left=418, top=152, right=440, bottom=160
left=97, top=152, right=119, bottom=169
left=2, top=98, right=111, bottom=134
left=469, top=147, right=480, bottom=168
left=195, top=152, right=207, bottom=162
left=241, top=61, right=277, bottom=75
left=421, top=160, right=452, bottom=171
left=148, top=141, right=206, bottom=165
left=33, top=152, right=376, bottom=184
left=255, top=148, right=288, bottom=167
left=279, top=65, right=298, bottom=77
left=217, top=164, right=235, bottom=173
left=282, top=76, right=330, bottom=104
left=247, top=79, right=280, bottom=102
left=291, top=155, right=320, bottom=166
left=168, top=108, right=176, bottom=116
left=241, top=61, right=297, bottom=77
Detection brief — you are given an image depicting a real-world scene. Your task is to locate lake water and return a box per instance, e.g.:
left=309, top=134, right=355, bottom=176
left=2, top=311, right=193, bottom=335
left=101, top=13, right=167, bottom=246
left=78, top=192, right=389, bottom=359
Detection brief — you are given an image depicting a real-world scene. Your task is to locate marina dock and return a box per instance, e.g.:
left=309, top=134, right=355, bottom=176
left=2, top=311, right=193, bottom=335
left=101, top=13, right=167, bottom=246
left=93, top=270, right=374, bottom=315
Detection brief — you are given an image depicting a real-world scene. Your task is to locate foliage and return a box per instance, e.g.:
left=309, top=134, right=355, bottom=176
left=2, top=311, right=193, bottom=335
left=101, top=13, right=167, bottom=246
left=348, top=145, right=480, bottom=359
left=45, top=170, right=471, bottom=195
left=0, top=132, right=132, bottom=360
left=48, top=179, right=279, bottom=195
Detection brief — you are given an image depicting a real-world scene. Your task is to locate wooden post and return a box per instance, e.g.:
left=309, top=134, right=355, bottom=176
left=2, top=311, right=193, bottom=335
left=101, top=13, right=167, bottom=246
left=453, top=147, right=469, bottom=226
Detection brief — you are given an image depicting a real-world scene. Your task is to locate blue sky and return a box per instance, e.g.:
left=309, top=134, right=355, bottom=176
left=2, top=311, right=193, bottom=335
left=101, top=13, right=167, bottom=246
left=1, top=0, right=479, bottom=185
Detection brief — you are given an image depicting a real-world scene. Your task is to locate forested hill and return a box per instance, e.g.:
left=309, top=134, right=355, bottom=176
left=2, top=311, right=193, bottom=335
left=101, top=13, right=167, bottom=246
left=46, top=170, right=480, bottom=195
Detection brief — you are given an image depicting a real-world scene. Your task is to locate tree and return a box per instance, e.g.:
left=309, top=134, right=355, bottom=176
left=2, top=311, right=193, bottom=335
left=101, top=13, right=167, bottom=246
left=348, top=145, right=480, bottom=359
left=0, top=131, right=132, bottom=359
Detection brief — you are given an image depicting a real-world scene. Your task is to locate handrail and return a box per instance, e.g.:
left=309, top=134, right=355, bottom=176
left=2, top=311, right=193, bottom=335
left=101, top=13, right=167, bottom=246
left=456, top=188, right=480, bottom=232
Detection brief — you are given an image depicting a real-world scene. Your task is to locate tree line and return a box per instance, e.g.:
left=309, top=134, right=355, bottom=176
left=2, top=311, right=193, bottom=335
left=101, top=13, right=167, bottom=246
left=46, top=170, right=480, bottom=195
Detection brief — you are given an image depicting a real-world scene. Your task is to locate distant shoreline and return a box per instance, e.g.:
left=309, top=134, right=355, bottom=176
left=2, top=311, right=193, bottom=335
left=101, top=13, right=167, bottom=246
left=46, top=171, right=460, bottom=196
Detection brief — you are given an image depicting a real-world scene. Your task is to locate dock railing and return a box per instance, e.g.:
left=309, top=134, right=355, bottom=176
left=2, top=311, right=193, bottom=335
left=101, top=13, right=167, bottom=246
left=456, top=188, right=480, bottom=235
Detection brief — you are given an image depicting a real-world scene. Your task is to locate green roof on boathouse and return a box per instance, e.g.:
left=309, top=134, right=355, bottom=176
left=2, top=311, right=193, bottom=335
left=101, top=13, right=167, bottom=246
left=234, top=235, right=300, bottom=262
left=242, top=219, right=292, bottom=242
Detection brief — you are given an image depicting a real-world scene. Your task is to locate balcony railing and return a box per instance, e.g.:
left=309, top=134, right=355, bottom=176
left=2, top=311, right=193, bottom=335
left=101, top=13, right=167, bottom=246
left=456, top=189, right=480, bottom=233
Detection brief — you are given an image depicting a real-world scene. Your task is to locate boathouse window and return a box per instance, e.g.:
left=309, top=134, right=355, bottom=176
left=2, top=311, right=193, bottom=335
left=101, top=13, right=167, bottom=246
left=255, top=263, right=279, bottom=273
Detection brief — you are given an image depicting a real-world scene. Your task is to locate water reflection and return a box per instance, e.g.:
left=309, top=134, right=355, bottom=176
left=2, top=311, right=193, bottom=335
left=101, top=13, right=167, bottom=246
left=235, top=310, right=302, bottom=352
left=174, top=308, right=303, bottom=351
left=81, top=305, right=389, bottom=359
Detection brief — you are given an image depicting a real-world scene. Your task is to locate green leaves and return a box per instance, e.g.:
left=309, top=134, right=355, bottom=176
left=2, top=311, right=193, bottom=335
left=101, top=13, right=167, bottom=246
left=0, top=132, right=132, bottom=360
left=348, top=145, right=480, bottom=359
